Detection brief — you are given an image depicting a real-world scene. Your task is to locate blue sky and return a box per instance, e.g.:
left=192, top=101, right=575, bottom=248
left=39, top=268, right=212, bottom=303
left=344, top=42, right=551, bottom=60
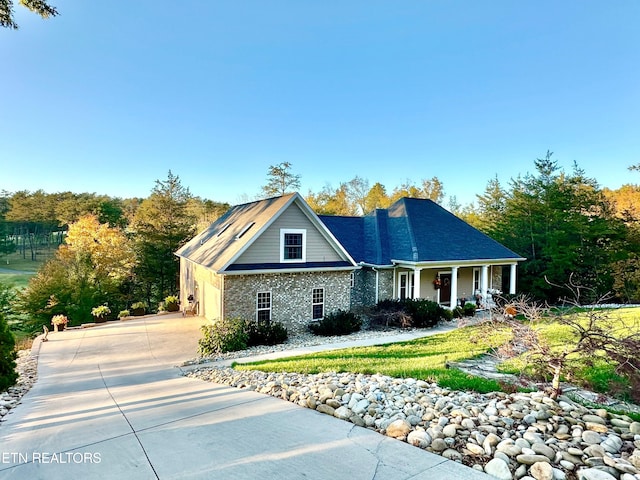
left=1, top=1, right=639, bottom=207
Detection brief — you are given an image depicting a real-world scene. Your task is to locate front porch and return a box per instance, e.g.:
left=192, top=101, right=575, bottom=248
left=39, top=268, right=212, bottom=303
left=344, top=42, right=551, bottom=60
left=392, top=261, right=518, bottom=308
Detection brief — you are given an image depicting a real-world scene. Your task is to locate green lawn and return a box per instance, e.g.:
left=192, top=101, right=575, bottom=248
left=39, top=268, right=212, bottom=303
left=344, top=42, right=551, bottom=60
left=234, top=307, right=640, bottom=400
left=498, top=307, right=640, bottom=399
left=235, top=324, right=514, bottom=393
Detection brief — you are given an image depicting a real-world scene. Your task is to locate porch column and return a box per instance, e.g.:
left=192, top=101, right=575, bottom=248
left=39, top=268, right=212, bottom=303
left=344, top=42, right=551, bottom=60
left=449, top=266, right=458, bottom=307
left=509, top=263, right=517, bottom=294
left=481, top=265, right=489, bottom=305
left=414, top=268, right=422, bottom=299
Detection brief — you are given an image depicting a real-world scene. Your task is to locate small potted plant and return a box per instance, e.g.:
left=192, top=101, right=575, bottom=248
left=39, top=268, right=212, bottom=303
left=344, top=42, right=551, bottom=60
left=118, top=309, right=130, bottom=321
left=51, top=314, right=68, bottom=332
left=91, top=305, right=111, bottom=323
left=131, top=302, right=146, bottom=317
left=164, top=295, right=179, bottom=312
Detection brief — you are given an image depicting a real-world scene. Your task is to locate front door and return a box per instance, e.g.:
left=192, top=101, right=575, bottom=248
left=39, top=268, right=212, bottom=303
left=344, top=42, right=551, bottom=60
left=439, top=273, right=452, bottom=305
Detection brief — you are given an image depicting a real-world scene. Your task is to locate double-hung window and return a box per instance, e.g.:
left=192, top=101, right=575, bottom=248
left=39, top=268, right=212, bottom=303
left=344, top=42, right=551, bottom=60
left=257, top=292, right=271, bottom=323
left=312, top=288, right=324, bottom=320
left=280, top=229, right=306, bottom=262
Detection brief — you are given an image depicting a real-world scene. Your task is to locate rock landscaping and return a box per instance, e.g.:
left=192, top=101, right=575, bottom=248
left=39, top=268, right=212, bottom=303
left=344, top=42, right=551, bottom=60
left=0, top=350, right=37, bottom=423
left=188, top=364, right=640, bottom=480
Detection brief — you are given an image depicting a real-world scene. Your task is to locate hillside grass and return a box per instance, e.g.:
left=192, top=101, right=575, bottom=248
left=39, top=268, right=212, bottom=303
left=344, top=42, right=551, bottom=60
left=498, top=307, right=640, bottom=399
left=234, top=307, right=640, bottom=401
left=234, top=324, right=514, bottom=393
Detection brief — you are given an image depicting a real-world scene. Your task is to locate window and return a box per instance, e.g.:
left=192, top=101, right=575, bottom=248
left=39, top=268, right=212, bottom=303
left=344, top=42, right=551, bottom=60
left=398, top=272, right=414, bottom=300
left=473, top=268, right=480, bottom=293
left=280, top=229, right=306, bottom=262
left=312, top=288, right=324, bottom=320
left=350, top=272, right=355, bottom=288
left=256, top=292, right=271, bottom=323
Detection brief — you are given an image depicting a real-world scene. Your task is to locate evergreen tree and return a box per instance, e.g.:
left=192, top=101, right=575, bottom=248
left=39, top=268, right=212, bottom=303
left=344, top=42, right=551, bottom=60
left=0, top=309, right=17, bottom=391
left=131, top=171, right=196, bottom=307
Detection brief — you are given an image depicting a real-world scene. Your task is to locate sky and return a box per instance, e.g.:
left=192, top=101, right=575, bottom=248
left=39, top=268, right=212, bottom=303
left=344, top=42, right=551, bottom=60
left=1, top=1, right=639, bottom=207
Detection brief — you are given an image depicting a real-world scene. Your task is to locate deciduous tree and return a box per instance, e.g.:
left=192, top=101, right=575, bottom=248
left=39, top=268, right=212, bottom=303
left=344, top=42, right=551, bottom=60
left=0, top=0, right=58, bottom=29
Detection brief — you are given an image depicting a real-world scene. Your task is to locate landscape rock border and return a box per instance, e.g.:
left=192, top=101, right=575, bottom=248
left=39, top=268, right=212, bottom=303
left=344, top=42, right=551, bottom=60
left=187, top=367, right=640, bottom=480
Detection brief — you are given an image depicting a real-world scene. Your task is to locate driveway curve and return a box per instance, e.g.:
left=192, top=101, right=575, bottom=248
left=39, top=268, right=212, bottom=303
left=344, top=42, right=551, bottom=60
left=0, top=314, right=490, bottom=479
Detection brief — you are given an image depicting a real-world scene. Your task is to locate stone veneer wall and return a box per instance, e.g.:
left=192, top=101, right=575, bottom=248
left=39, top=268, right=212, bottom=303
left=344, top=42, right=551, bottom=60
left=223, top=271, right=351, bottom=335
left=350, top=267, right=396, bottom=310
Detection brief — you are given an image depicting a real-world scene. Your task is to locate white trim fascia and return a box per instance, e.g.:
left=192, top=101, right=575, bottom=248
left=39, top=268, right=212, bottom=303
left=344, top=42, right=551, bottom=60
left=358, top=261, right=394, bottom=269
left=390, top=258, right=526, bottom=268
left=220, top=266, right=357, bottom=276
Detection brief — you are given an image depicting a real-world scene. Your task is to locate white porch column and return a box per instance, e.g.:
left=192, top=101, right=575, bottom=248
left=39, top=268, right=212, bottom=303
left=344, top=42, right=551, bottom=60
left=449, top=266, right=458, bottom=307
left=509, top=263, right=517, bottom=294
left=414, top=268, right=422, bottom=299
left=481, top=265, right=489, bottom=302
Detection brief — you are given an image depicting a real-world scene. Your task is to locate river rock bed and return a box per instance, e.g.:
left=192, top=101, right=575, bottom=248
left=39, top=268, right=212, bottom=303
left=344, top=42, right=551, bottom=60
left=187, top=367, right=640, bottom=480
left=0, top=350, right=38, bottom=423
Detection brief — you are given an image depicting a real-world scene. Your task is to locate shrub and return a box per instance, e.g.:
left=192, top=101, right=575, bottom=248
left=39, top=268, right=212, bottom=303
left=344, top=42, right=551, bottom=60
left=309, top=309, right=362, bottom=336
left=452, top=306, right=464, bottom=318
left=0, top=311, right=17, bottom=391
left=198, top=318, right=248, bottom=355
left=118, top=310, right=130, bottom=319
left=244, top=320, right=288, bottom=346
left=463, top=303, right=477, bottom=317
left=371, top=298, right=448, bottom=328
left=404, top=299, right=447, bottom=328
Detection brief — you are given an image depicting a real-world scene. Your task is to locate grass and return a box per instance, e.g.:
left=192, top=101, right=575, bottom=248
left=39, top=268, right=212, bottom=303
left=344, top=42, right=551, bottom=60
left=0, top=250, right=53, bottom=291
left=497, top=307, right=640, bottom=400
left=233, top=307, right=640, bottom=401
left=235, top=324, right=514, bottom=393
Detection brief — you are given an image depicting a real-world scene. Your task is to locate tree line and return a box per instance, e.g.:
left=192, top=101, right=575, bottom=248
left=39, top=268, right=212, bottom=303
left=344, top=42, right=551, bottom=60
left=2, top=155, right=640, bottom=333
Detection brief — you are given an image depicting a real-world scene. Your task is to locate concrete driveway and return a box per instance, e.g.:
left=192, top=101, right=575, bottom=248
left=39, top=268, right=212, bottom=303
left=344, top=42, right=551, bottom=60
left=0, top=314, right=490, bottom=480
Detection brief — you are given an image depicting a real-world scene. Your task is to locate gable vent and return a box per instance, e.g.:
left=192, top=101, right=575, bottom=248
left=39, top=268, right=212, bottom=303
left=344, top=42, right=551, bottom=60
left=235, top=222, right=255, bottom=240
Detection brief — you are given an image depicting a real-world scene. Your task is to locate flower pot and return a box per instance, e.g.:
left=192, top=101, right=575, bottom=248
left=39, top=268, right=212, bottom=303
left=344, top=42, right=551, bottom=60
left=131, top=308, right=145, bottom=317
left=53, top=324, right=65, bottom=332
left=166, top=303, right=179, bottom=312
left=94, top=315, right=107, bottom=324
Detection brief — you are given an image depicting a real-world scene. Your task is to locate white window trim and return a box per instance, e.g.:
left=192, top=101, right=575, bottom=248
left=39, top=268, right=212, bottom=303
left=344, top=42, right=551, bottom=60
left=397, top=271, right=414, bottom=300
left=256, top=291, right=272, bottom=323
left=312, top=287, right=324, bottom=320
left=280, top=228, right=307, bottom=263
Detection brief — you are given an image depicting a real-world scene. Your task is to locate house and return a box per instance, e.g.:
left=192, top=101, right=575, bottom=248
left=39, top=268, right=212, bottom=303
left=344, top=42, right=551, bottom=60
left=175, top=193, right=524, bottom=333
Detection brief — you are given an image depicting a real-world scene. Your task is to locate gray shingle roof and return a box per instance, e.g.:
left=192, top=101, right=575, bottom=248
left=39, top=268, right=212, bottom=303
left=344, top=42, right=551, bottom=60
left=320, top=198, right=522, bottom=265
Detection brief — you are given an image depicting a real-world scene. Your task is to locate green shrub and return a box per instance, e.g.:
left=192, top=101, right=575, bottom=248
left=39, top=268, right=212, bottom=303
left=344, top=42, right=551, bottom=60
left=452, top=306, right=464, bottom=318
left=404, top=299, right=447, bottom=328
left=463, top=303, right=477, bottom=317
left=244, top=320, right=288, bottom=346
left=441, top=308, right=454, bottom=321
left=118, top=310, right=130, bottom=319
left=198, top=318, right=248, bottom=355
left=309, top=309, right=362, bottom=336
left=0, top=311, right=17, bottom=391
left=372, top=298, right=447, bottom=328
